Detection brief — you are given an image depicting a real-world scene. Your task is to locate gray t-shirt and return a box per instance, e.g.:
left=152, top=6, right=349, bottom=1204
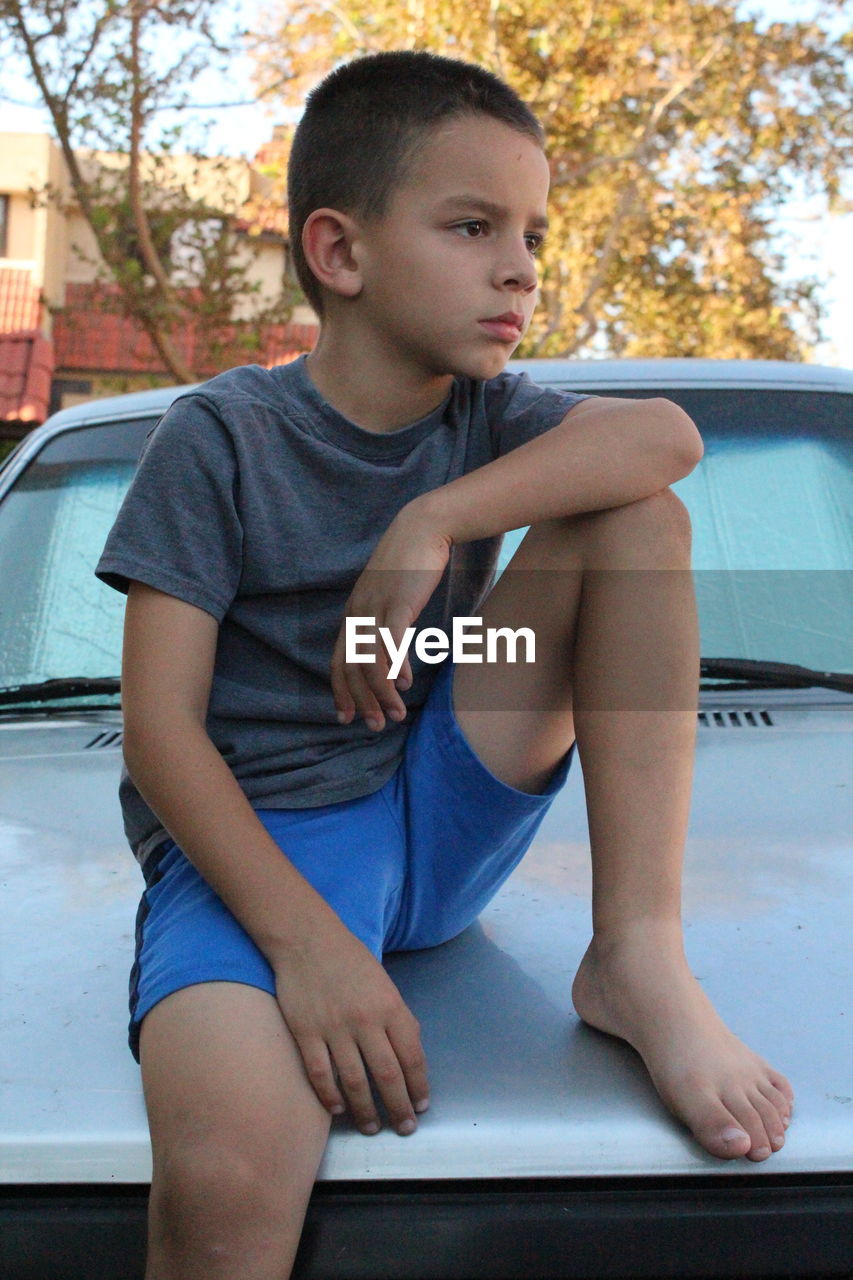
left=96, top=354, right=591, bottom=868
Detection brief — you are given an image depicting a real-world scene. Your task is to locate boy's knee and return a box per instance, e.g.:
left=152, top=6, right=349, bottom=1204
left=581, top=486, right=692, bottom=567
left=651, top=484, right=691, bottom=524
left=633, top=486, right=692, bottom=541
left=151, top=1139, right=292, bottom=1254
left=603, top=485, right=690, bottom=533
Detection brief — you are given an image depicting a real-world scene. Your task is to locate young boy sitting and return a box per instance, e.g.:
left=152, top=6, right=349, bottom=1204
left=96, top=49, right=793, bottom=1280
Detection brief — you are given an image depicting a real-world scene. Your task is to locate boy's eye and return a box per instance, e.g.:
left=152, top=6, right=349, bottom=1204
left=456, top=220, right=488, bottom=238
left=454, top=221, right=546, bottom=255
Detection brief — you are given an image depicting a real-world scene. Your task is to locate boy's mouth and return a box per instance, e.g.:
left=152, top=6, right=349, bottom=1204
left=479, top=311, right=524, bottom=342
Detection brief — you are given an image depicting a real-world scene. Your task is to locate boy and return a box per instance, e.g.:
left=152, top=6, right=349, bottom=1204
left=96, top=50, right=793, bottom=1279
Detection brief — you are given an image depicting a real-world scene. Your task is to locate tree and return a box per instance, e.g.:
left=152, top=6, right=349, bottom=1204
left=247, top=0, right=853, bottom=359
left=0, top=0, right=298, bottom=382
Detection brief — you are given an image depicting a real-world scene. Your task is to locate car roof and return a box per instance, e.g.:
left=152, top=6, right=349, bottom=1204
left=35, top=357, right=853, bottom=435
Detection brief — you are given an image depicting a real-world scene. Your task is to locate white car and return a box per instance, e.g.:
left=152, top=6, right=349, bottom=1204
left=1, top=358, right=850, bottom=1278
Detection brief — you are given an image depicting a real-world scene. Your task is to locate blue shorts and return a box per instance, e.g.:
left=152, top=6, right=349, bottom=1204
left=128, top=659, right=574, bottom=1061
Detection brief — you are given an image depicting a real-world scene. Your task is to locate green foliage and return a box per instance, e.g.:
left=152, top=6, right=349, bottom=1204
left=247, top=0, right=853, bottom=359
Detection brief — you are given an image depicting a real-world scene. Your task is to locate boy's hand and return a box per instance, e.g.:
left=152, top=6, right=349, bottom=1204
left=331, top=502, right=451, bottom=730
left=273, top=916, right=430, bottom=1136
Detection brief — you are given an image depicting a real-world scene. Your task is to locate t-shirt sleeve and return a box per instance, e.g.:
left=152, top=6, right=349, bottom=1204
left=94, top=394, right=243, bottom=622
left=483, top=370, right=596, bottom=457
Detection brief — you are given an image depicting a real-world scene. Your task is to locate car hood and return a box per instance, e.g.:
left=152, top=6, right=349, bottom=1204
left=0, top=693, right=850, bottom=1184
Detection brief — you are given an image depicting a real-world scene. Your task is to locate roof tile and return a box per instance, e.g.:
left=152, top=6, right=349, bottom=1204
left=54, top=283, right=318, bottom=376
left=0, top=331, right=55, bottom=425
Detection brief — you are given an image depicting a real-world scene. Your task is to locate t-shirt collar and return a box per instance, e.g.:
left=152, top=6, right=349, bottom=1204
left=280, top=353, right=456, bottom=460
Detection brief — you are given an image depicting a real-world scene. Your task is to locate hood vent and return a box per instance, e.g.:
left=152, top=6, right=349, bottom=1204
left=698, top=709, right=775, bottom=728
left=84, top=717, right=776, bottom=745
left=84, top=716, right=777, bottom=745
left=85, top=728, right=124, bottom=750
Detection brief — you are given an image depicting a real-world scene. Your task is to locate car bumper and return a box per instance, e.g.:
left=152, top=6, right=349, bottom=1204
left=2, top=1173, right=852, bottom=1279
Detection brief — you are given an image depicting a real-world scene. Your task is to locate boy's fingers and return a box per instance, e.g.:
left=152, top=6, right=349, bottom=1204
left=334, top=610, right=410, bottom=727
left=328, top=1040, right=381, bottom=1134
left=396, top=655, right=414, bottom=691
left=359, top=1030, right=419, bottom=1135
left=344, top=660, right=387, bottom=729
left=331, top=620, right=384, bottom=726
left=360, top=618, right=410, bottom=722
left=297, top=1036, right=346, bottom=1115
left=387, top=1015, right=430, bottom=1114
left=344, top=628, right=407, bottom=728
left=374, top=612, right=415, bottom=717
left=330, top=670, right=354, bottom=723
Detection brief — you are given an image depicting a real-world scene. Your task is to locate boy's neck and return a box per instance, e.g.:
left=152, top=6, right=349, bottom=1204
left=305, top=330, right=454, bottom=434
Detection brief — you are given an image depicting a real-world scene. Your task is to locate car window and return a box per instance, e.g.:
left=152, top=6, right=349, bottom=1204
left=0, top=418, right=155, bottom=690
left=0, top=387, right=849, bottom=699
left=499, top=388, right=852, bottom=674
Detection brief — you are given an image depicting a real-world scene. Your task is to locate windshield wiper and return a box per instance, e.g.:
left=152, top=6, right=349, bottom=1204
left=2, top=663, right=849, bottom=704
left=700, top=658, right=852, bottom=694
left=0, top=677, right=121, bottom=707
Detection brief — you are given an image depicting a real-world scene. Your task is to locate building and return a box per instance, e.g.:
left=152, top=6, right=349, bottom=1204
left=0, top=132, right=319, bottom=438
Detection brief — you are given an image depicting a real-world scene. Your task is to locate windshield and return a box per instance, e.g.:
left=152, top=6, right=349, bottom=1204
left=0, top=387, right=850, bottom=704
left=500, top=387, right=852, bottom=676
left=0, top=418, right=155, bottom=695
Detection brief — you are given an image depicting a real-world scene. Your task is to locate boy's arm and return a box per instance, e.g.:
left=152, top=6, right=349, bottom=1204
left=330, top=396, right=703, bottom=727
left=419, top=395, right=704, bottom=543
left=121, top=581, right=429, bottom=1136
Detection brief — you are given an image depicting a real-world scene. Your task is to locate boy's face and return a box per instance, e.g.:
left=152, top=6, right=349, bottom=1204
left=351, top=114, right=551, bottom=382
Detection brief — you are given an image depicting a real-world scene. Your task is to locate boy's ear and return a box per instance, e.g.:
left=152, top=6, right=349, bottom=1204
left=301, top=208, right=364, bottom=302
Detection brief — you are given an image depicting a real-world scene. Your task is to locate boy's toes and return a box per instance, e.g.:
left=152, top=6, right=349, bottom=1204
left=758, top=1079, right=792, bottom=1129
left=769, top=1070, right=795, bottom=1110
left=686, top=1087, right=788, bottom=1161
left=744, top=1089, right=785, bottom=1158
left=687, top=1095, right=753, bottom=1159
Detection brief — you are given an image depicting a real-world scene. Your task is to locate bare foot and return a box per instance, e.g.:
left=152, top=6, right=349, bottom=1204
left=571, top=924, right=794, bottom=1161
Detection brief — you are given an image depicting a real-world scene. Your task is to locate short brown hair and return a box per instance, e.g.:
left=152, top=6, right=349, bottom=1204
left=287, top=50, right=545, bottom=317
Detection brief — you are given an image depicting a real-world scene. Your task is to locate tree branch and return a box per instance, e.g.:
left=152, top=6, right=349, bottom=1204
left=61, top=4, right=114, bottom=108
left=128, top=0, right=195, bottom=381
left=6, top=0, right=197, bottom=382
left=559, top=179, right=646, bottom=354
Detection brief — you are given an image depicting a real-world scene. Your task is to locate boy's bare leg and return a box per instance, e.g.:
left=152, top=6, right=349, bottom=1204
left=451, top=488, right=794, bottom=1161
left=140, top=982, right=332, bottom=1280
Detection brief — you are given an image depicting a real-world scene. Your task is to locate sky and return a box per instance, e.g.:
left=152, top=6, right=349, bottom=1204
left=2, top=0, right=851, bottom=368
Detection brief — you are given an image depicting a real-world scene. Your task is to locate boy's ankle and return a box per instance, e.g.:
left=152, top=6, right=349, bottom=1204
left=589, top=915, right=686, bottom=960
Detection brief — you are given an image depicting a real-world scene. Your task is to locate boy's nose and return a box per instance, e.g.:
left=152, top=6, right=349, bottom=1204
left=498, top=271, right=538, bottom=297
left=495, top=253, right=538, bottom=294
